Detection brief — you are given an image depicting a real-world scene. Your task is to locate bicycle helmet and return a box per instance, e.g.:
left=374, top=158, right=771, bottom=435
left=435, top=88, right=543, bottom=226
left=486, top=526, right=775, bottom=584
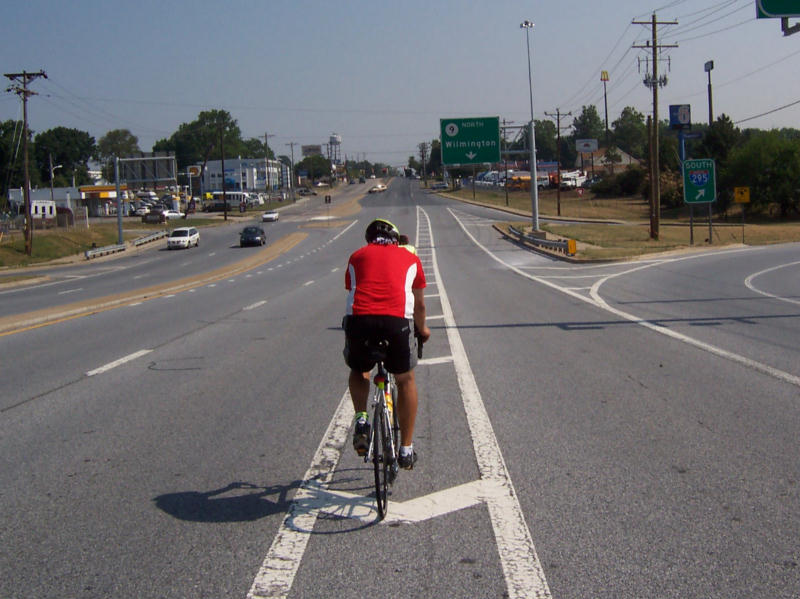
left=365, top=218, right=400, bottom=244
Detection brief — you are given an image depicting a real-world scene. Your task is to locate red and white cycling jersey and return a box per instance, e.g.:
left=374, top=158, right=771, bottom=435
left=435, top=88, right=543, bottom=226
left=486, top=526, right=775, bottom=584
left=345, top=243, right=426, bottom=318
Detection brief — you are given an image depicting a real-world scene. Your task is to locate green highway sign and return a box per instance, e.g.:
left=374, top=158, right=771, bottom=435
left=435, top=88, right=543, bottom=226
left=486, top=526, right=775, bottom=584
left=440, top=117, right=500, bottom=166
left=683, top=159, right=716, bottom=204
left=757, top=0, right=800, bottom=18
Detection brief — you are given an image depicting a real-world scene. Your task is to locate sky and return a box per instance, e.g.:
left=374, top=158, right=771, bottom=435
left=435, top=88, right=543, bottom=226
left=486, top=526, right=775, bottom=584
left=2, top=0, right=800, bottom=168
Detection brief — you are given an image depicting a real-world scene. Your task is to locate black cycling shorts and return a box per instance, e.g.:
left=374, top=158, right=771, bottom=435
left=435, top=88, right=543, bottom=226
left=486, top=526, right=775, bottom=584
left=343, top=315, right=418, bottom=374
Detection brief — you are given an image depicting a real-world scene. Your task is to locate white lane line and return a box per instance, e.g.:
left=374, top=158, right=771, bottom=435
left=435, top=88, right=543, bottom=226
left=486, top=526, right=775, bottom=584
left=424, top=207, right=552, bottom=599
left=303, top=280, right=314, bottom=286
left=57, top=288, right=83, bottom=295
left=744, top=260, right=800, bottom=307
left=244, top=300, right=267, bottom=311
left=86, top=349, right=152, bottom=376
left=450, top=208, right=800, bottom=390
left=418, top=355, right=453, bottom=366
left=247, top=390, right=352, bottom=599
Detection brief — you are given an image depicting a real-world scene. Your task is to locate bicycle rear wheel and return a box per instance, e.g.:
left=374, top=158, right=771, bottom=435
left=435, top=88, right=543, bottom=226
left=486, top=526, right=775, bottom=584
left=372, top=401, right=389, bottom=519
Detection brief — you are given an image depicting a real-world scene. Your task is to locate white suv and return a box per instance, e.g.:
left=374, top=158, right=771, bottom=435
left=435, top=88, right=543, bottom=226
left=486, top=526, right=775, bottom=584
left=167, top=227, right=199, bottom=249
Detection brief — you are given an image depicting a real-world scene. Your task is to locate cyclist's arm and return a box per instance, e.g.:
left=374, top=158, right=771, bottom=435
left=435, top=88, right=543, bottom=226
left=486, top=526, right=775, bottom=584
left=412, top=287, right=430, bottom=342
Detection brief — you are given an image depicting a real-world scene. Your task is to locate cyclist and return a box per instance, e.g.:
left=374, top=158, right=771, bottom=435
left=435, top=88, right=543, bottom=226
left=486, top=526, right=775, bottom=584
left=398, top=233, right=417, bottom=255
left=343, top=218, right=431, bottom=469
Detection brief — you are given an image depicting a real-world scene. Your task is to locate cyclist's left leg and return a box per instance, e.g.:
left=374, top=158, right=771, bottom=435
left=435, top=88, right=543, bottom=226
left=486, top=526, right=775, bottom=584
left=394, top=369, right=418, bottom=447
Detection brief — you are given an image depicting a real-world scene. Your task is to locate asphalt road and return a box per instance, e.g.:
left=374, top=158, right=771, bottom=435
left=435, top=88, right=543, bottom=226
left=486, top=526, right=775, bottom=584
left=1, top=179, right=798, bottom=598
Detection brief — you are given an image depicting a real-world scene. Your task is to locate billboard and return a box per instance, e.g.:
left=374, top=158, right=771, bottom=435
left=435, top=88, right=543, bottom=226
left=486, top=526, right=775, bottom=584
left=302, top=145, right=323, bottom=157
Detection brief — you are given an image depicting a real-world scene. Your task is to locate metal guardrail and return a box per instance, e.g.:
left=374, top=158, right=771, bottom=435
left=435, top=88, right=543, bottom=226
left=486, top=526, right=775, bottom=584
left=84, top=243, right=126, bottom=260
left=133, top=230, right=168, bottom=246
left=85, top=231, right=168, bottom=259
left=508, top=225, right=576, bottom=256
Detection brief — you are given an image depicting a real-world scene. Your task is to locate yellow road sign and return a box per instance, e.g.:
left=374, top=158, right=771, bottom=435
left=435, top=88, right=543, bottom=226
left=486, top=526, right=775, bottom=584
left=734, top=187, right=750, bottom=204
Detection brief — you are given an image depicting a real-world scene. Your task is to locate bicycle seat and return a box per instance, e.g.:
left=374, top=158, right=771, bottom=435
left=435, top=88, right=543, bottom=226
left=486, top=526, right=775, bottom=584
left=365, top=338, right=390, bottom=362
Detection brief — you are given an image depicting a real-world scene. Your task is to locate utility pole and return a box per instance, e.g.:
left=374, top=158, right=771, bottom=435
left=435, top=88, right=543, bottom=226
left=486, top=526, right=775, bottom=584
left=264, top=132, right=275, bottom=194
left=4, top=70, right=47, bottom=256
left=545, top=108, right=571, bottom=217
left=220, top=126, right=227, bottom=221
left=633, top=13, right=677, bottom=241
left=418, top=142, right=429, bottom=187
left=501, top=119, right=514, bottom=206
left=601, top=70, right=610, bottom=148
left=286, top=142, right=297, bottom=199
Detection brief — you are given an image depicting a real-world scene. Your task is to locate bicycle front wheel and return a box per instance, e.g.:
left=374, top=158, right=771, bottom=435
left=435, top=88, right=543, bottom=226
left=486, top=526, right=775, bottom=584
left=372, top=401, right=389, bottom=519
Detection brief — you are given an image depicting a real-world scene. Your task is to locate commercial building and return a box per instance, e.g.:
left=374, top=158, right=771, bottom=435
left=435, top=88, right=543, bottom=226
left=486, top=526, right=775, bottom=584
left=200, top=158, right=289, bottom=194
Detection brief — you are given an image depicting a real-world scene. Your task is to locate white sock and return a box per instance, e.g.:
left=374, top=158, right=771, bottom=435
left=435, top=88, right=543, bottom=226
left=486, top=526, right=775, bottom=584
left=400, top=444, right=413, bottom=456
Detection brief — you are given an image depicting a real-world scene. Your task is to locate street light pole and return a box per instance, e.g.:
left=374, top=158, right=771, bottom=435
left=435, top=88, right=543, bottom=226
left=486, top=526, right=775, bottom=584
left=520, top=20, right=540, bottom=231
left=704, top=60, right=714, bottom=125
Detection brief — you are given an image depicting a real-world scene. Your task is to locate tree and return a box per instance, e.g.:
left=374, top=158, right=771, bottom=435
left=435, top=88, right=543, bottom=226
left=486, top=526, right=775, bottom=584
left=723, top=130, right=800, bottom=218
left=96, top=129, right=141, bottom=181
left=33, top=126, right=95, bottom=186
left=696, top=114, right=740, bottom=168
left=426, top=139, right=442, bottom=176
left=611, top=106, right=647, bottom=159
left=533, top=119, right=557, bottom=162
left=295, top=154, right=331, bottom=181
left=0, top=119, right=36, bottom=201
left=572, top=105, right=604, bottom=142
left=153, top=109, right=244, bottom=170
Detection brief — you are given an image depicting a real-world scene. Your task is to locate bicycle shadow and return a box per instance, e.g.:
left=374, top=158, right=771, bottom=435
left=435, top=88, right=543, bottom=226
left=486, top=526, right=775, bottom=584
left=153, top=481, right=301, bottom=523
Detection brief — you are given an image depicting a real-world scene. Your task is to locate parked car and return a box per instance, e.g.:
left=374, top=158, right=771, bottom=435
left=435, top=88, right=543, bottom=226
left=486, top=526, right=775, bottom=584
left=261, top=210, right=279, bottom=222
left=167, top=227, right=199, bottom=249
left=162, top=209, right=185, bottom=219
left=134, top=206, right=150, bottom=216
left=368, top=184, right=387, bottom=193
left=240, top=226, right=267, bottom=247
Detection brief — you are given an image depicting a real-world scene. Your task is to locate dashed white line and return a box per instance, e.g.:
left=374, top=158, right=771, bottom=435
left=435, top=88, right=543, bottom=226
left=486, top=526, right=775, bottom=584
left=57, top=288, right=83, bottom=295
left=244, top=300, right=267, bottom=310
left=86, top=349, right=152, bottom=376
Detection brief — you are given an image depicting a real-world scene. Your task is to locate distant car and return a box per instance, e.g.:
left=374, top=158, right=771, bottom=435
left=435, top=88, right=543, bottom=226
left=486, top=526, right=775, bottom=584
left=240, top=226, right=267, bottom=247
left=134, top=206, right=150, bottom=216
left=358, top=176, right=366, bottom=183
left=261, top=210, right=279, bottom=222
left=167, top=227, right=199, bottom=249
left=368, top=184, right=387, bottom=193
left=162, top=209, right=185, bottom=219
left=430, top=182, right=448, bottom=190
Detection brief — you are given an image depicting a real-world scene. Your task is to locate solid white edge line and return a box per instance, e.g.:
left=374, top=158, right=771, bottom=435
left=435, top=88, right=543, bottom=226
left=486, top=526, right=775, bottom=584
left=423, top=207, right=552, bottom=599
left=86, top=349, right=152, bottom=376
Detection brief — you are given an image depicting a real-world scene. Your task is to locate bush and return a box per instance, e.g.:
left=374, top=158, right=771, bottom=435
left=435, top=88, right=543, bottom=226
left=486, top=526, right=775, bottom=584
left=592, top=166, right=647, bottom=197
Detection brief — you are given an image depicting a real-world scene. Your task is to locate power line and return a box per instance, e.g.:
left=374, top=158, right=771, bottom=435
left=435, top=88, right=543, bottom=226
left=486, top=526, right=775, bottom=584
left=735, top=98, right=800, bottom=124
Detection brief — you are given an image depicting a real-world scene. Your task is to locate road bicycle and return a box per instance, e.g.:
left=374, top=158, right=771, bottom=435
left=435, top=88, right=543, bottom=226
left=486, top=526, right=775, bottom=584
left=363, top=339, right=400, bottom=520
left=363, top=335, right=423, bottom=520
